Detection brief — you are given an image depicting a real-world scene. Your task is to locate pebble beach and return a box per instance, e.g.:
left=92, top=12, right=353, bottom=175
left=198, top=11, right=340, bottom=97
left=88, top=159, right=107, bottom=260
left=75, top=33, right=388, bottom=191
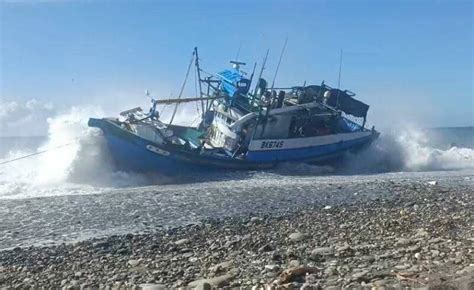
left=0, top=172, right=473, bottom=289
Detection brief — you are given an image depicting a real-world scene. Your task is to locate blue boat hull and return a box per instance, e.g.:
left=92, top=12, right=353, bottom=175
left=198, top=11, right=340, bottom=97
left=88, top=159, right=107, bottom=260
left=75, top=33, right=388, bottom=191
left=89, top=118, right=378, bottom=175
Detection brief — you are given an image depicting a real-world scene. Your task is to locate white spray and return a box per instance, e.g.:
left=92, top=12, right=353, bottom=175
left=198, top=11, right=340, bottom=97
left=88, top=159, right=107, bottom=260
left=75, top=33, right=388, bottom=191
left=0, top=106, right=150, bottom=199
left=342, top=127, right=474, bottom=173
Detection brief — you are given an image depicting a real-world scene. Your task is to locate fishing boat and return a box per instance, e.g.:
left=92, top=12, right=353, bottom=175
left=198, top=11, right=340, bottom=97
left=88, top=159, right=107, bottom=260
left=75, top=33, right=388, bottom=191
left=88, top=47, right=379, bottom=175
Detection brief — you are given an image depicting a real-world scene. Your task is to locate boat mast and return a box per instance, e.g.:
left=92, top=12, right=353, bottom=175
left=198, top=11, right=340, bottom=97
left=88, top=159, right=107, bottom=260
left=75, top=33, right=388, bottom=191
left=194, top=47, right=205, bottom=115
left=169, top=50, right=195, bottom=125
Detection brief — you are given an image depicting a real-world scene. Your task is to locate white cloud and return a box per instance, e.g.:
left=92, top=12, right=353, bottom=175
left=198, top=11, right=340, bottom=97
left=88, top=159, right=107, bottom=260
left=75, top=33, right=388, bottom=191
left=25, top=99, right=38, bottom=110
left=0, top=101, right=19, bottom=120
left=0, top=98, right=56, bottom=136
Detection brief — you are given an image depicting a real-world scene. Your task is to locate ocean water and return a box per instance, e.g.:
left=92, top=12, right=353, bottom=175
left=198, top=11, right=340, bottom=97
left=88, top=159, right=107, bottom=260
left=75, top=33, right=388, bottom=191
left=0, top=107, right=473, bottom=200
left=0, top=108, right=473, bottom=249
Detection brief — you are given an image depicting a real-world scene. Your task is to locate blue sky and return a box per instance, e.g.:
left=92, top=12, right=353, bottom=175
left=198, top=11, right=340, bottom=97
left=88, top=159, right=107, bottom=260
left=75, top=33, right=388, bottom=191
left=0, top=0, right=472, bottom=135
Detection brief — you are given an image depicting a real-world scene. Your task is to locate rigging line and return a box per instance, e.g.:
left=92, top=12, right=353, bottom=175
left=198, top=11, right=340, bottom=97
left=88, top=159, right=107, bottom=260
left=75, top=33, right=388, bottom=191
left=160, top=94, right=169, bottom=116
left=189, top=114, right=201, bottom=127
left=160, top=94, right=172, bottom=115
left=0, top=139, right=80, bottom=166
left=159, top=103, right=168, bottom=115
left=169, top=51, right=195, bottom=125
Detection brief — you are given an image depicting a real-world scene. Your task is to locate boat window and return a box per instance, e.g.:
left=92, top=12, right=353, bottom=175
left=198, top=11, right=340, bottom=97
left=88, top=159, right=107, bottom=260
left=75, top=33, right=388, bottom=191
left=288, top=114, right=335, bottom=138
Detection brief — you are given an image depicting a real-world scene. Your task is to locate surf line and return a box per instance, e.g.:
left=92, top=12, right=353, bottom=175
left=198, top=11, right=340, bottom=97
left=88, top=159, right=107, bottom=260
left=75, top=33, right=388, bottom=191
left=0, top=138, right=80, bottom=166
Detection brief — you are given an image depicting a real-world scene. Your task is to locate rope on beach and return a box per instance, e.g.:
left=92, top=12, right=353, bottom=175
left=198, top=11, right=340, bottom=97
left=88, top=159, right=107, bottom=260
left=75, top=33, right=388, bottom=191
left=0, top=140, right=79, bottom=166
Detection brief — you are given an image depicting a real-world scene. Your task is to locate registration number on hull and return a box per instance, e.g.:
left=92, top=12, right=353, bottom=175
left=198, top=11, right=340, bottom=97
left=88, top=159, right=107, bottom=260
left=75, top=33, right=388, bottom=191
left=260, top=141, right=284, bottom=149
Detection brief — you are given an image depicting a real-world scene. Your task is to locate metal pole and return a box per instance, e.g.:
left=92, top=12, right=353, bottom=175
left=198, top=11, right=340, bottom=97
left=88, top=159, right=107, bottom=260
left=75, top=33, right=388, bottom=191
left=270, top=37, right=288, bottom=92
left=250, top=50, right=270, bottom=141
left=252, top=49, right=270, bottom=98
left=261, top=39, right=287, bottom=138
left=249, top=62, right=257, bottom=84
left=194, top=47, right=205, bottom=115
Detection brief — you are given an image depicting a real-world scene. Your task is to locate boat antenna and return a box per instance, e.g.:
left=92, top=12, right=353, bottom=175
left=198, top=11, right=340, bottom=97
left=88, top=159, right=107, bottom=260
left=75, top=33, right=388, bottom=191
left=270, top=37, right=288, bottom=92
left=337, top=49, right=343, bottom=89
left=235, top=43, right=242, bottom=61
left=336, top=49, right=343, bottom=108
left=252, top=49, right=270, bottom=98
left=169, top=50, right=195, bottom=125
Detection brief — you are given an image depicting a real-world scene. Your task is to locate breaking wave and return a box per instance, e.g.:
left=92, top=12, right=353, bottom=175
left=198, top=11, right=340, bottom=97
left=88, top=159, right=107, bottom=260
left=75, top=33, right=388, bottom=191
left=341, top=128, right=474, bottom=173
left=0, top=106, right=152, bottom=199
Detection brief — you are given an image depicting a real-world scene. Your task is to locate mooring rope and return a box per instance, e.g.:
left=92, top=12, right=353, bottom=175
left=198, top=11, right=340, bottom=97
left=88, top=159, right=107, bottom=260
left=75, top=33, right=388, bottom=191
left=0, top=139, right=79, bottom=166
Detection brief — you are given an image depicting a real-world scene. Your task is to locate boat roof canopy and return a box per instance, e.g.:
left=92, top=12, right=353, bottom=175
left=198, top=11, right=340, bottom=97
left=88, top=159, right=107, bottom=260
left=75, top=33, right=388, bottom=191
left=217, top=69, right=251, bottom=98
left=217, top=69, right=242, bottom=96
left=327, top=89, right=369, bottom=118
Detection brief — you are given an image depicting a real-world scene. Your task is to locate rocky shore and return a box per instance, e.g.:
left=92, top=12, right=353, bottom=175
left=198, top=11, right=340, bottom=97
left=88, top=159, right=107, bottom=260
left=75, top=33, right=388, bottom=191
left=1, top=179, right=473, bottom=289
